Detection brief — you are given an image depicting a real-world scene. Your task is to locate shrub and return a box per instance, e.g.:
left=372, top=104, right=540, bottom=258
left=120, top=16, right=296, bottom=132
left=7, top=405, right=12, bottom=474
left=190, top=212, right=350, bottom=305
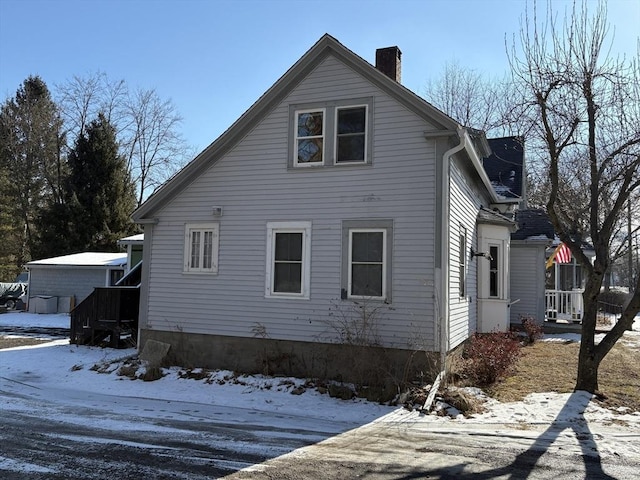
left=462, top=332, right=521, bottom=386
left=597, top=290, right=631, bottom=314
left=521, top=315, right=544, bottom=344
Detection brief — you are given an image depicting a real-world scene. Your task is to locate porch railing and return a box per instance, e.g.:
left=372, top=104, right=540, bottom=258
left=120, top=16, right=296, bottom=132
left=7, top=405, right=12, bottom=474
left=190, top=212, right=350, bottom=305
left=545, top=289, right=584, bottom=323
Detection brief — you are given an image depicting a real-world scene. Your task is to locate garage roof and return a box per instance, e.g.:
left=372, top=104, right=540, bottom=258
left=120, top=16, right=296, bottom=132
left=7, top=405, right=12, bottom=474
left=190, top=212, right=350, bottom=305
left=27, top=252, right=127, bottom=268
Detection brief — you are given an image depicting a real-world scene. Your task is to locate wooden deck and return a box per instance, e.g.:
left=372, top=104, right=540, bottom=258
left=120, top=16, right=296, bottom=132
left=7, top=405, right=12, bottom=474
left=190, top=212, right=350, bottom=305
left=70, top=287, right=139, bottom=348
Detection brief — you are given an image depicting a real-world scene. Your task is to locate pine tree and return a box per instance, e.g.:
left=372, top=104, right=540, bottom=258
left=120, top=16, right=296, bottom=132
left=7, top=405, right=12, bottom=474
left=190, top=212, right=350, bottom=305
left=0, top=76, right=64, bottom=274
left=65, top=113, right=137, bottom=252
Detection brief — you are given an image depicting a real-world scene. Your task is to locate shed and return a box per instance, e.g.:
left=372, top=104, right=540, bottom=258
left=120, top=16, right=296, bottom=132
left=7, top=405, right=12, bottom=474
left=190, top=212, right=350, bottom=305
left=26, top=252, right=127, bottom=313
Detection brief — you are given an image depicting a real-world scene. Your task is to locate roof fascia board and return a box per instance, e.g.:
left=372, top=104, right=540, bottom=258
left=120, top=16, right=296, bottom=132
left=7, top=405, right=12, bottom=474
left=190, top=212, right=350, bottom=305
left=27, top=263, right=126, bottom=269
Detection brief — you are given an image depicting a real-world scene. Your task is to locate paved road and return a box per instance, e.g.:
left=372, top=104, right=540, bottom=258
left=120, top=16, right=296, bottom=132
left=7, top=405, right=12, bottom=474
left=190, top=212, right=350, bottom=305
left=2, top=381, right=637, bottom=480
left=0, top=381, right=351, bottom=480
left=227, top=416, right=639, bottom=479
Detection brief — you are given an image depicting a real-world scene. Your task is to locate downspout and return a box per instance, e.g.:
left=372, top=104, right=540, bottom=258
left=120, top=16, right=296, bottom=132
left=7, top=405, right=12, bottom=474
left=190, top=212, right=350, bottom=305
left=424, top=126, right=467, bottom=411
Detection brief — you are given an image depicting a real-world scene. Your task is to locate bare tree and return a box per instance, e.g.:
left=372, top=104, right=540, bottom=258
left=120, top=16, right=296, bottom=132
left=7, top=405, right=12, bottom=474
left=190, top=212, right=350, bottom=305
left=422, top=60, right=521, bottom=137
left=55, top=74, right=191, bottom=206
left=509, top=0, right=640, bottom=393
left=56, top=72, right=127, bottom=141
left=121, top=88, right=191, bottom=206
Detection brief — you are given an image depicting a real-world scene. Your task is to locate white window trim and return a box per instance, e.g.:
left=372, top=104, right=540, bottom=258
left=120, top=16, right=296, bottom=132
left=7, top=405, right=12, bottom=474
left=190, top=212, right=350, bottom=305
left=334, top=104, right=368, bottom=165
left=293, top=108, right=325, bottom=168
left=265, top=221, right=311, bottom=299
left=347, top=228, right=387, bottom=300
left=183, top=223, right=220, bottom=274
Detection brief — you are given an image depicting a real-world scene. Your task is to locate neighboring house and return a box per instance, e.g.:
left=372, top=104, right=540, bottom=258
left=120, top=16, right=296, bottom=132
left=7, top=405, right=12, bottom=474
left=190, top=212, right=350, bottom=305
left=131, top=34, right=520, bottom=383
left=509, top=208, right=593, bottom=324
left=26, top=252, right=127, bottom=313
left=509, top=208, right=555, bottom=324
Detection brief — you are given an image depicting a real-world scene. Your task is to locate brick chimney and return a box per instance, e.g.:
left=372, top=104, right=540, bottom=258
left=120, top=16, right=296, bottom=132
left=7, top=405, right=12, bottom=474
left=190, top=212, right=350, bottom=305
left=375, top=46, right=402, bottom=82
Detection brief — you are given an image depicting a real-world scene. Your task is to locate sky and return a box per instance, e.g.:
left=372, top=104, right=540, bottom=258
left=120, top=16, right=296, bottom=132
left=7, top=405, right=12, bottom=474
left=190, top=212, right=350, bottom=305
left=1, top=311, right=639, bottom=476
left=1, top=0, right=638, bottom=153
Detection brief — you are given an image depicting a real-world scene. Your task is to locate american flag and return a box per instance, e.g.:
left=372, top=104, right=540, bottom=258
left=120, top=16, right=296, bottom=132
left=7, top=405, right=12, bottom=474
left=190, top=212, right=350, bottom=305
left=555, top=243, right=572, bottom=264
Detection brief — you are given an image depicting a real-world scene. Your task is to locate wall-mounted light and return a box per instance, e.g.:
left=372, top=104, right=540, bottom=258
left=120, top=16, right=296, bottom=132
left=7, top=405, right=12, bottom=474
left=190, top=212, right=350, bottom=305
left=470, top=247, right=492, bottom=261
left=212, top=206, right=223, bottom=217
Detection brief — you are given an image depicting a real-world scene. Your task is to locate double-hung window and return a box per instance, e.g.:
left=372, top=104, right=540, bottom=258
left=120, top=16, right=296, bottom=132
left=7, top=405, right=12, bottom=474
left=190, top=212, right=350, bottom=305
left=290, top=98, right=372, bottom=168
left=265, top=222, right=311, bottom=298
left=295, top=110, right=324, bottom=166
left=184, top=223, right=219, bottom=274
left=336, top=106, right=367, bottom=163
left=342, top=220, right=392, bottom=301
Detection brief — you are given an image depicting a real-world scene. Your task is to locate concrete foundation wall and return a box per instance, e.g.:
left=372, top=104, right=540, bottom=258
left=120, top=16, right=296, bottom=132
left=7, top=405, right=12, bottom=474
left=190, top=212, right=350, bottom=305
left=139, top=328, right=440, bottom=387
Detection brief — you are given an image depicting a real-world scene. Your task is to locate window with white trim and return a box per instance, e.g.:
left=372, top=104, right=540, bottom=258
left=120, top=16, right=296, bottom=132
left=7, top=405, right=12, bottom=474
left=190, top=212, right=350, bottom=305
left=290, top=98, right=372, bottom=168
left=183, top=223, right=219, bottom=274
left=336, top=106, right=367, bottom=163
left=341, top=220, right=392, bottom=301
left=349, top=229, right=386, bottom=298
left=295, top=109, right=324, bottom=166
left=265, top=222, right=311, bottom=298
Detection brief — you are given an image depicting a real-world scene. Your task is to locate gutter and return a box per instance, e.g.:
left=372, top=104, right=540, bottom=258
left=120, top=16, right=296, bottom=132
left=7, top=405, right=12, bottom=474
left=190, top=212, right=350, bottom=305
left=424, top=126, right=466, bottom=411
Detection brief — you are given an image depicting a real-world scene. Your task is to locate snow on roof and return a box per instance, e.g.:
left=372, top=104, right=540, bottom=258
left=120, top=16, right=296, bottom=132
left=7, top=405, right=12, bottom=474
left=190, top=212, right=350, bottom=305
left=118, top=233, right=144, bottom=243
left=27, top=252, right=127, bottom=268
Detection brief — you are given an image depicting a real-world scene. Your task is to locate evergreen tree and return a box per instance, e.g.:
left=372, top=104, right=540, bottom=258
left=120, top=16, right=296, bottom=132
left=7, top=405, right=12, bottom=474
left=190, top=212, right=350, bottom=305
left=64, top=113, right=137, bottom=252
left=0, top=76, right=64, bottom=274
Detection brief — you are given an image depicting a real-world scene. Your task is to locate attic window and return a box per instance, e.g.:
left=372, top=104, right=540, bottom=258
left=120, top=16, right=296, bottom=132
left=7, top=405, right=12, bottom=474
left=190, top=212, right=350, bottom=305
left=295, top=109, right=324, bottom=166
left=289, top=98, right=373, bottom=169
left=336, top=106, right=367, bottom=163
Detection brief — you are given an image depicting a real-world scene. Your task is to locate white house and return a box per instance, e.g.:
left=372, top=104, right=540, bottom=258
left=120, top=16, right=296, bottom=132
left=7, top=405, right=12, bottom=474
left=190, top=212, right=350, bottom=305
left=131, top=35, right=519, bottom=384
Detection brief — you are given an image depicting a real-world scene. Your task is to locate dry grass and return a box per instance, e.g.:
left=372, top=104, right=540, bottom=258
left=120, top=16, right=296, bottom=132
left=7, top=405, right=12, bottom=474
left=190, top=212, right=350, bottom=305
left=0, top=336, right=51, bottom=349
left=486, top=340, right=640, bottom=413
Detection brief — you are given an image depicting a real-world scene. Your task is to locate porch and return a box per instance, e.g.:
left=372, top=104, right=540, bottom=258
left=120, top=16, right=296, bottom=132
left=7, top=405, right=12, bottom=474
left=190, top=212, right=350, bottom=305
left=545, top=289, right=584, bottom=323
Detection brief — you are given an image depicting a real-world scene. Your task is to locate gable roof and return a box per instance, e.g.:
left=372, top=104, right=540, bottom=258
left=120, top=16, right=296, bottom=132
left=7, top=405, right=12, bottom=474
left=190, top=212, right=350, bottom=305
left=511, top=208, right=555, bottom=241
left=484, top=137, right=524, bottom=200
left=133, top=34, right=495, bottom=221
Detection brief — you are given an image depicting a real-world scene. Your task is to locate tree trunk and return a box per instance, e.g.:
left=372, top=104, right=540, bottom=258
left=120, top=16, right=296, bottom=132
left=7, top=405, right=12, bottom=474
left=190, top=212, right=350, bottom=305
left=575, top=277, right=602, bottom=393
left=575, top=341, right=600, bottom=392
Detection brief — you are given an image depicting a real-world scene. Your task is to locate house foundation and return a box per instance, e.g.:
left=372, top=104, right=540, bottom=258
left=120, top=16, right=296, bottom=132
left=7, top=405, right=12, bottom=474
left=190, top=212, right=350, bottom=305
left=139, top=328, right=440, bottom=389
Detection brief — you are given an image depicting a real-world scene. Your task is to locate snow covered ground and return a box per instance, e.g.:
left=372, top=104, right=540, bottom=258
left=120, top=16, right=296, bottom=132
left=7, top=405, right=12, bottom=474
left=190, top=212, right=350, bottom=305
left=1, top=311, right=639, bottom=477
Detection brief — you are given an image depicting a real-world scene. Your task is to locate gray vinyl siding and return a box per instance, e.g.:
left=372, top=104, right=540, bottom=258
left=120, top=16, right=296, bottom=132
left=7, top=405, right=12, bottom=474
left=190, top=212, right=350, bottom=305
left=448, top=158, right=489, bottom=349
left=28, top=267, right=109, bottom=304
left=144, top=55, right=440, bottom=350
left=510, top=243, right=547, bottom=323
